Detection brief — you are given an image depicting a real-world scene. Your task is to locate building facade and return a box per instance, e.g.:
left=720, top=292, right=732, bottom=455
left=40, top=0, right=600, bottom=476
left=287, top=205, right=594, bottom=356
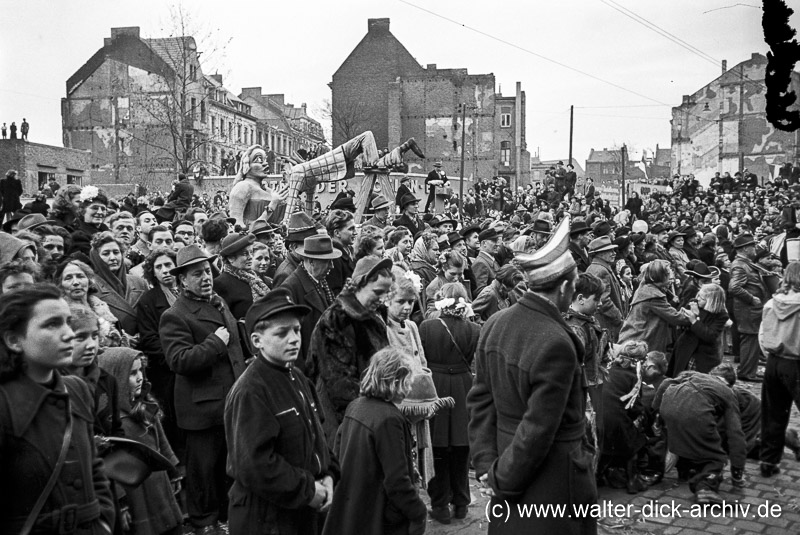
left=331, top=18, right=530, bottom=188
left=0, top=139, right=91, bottom=194
left=671, top=53, right=800, bottom=183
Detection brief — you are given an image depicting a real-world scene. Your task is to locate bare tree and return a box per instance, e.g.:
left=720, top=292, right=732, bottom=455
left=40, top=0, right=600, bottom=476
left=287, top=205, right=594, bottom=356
left=320, top=98, right=376, bottom=146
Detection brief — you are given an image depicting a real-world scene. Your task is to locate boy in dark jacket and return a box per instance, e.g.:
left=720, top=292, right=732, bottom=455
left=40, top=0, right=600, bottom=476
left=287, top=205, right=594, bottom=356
left=225, top=288, right=338, bottom=535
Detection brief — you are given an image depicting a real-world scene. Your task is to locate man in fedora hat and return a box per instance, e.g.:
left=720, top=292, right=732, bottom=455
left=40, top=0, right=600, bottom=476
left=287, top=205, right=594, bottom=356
left=160, top=245, right=247, bottom=533
left=729, top=234, right=768, bottom=382
left=472, top=228, right=502, bottom=295
left=569, top=221, right=593, bottom=273
left=425, top=161, right=446, bottom=214
left=394, top=193, right=425, bottom=237
left=273, top=211, right=319, bottom=287
left=469, top=216, right=596, bottom=533
left=366, top=194, right=392, bottom=229
left=524, top=219, right=553, bottom=250
left=394, top=175, right=413, bottom=210
left=586, top=236, right=624, bottom=342
left=280, top=235, right=341, bottom=371
left=225, top=287, right=337, bottom=535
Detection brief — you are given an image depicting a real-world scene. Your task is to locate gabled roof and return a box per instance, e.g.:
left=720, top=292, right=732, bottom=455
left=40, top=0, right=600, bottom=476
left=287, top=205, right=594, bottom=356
left=204, top=75, right=247, bottom=107
left=332, top=19, right=423, bottom=79
left=586, top=149, right=621, bottom=163
left=145, top=36, right=196, bottom=73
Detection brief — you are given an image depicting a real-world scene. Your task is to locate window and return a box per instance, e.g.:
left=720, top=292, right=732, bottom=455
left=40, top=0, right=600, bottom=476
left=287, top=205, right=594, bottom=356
left=200, top=100, right=206, bottom=123
left=189, top=64, right=197, bottom=81
left=501, top=106, right=512, bottom=128
left=190, top=98, right=197, bottom=122
left=228, top=123, right=233, bottom=141
left=500, top=141, right=511, bottom=166
left=211, top=146, right=217, bottom=168
left=66, top=175, right=83, bottom=186
left=237, top=125, right=242, bottom=143
left=185, top=134, right=194, bottom=158
left=38, top=171, right=55, bottom=189
left=211, top=117, right=216, bottom=136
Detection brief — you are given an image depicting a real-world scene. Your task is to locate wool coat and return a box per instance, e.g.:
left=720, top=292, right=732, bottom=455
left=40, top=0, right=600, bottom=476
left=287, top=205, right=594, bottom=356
left=419, top=316, right=479, bottom=447
left=409, top=259, right=437, bottom=312
left=600, top=365, right=647, bottom=459
left=471, top=280, right=512, bottom=322
left=468, top=291, right=597, bottom=534
left=586, top=257, right=624, bottom=341
left=160, top=293, right=246, bottom=431
left=225, top=357, right=338, bottom=535
left=93, top=274, right=149, bottom=337
left=70, top=220, right=111, bottom=256
left=669, top=309, right=728, bottom=375
left=281, top=266, right=332, bottom=373
left=471, top=251, right=499, bottom=295
left=322, top=397, right=427, bottom=535
left=307, top=292, right=389, bottom=442
left=393, top=213, right=424, bottom=237
left=0, top=175, right=23, bottom=212
left=0, top=373, right=116, bottom=534
left=618, top=283, right=691, bottom=354
left=728, top=254, right=767, bottom=334
left=213, top=272, right=254, bottom=320
left=326, top=239, right=355, bottom=298
left=273, top=252, right=301, bottom=288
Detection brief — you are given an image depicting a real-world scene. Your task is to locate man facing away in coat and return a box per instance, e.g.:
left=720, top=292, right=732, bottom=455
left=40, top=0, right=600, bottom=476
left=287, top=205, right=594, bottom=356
left=160, top=245, right=247, bottom=534
left=468, top=216, right=597, bottom=534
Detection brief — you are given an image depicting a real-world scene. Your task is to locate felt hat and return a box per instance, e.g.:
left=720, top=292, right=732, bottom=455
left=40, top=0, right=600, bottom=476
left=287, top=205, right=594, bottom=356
left=515, top=215, right=576, bottom=283
left=587, top=236, right=618, bottom=255
left=592, top=220, right=612, bottom=237
left=679, top=225, right=697, bottom=238
left=220, top=233, right=256, bottom=257
left=399, top=368, right=455, bottom=419
left=436, top=234, right=450, bottom=249
left=17, top=213, right=55, bottom=232
left=630, top=232, right=646, bottom=246
left=685, top=260, right=719, bottom=279
left=2, top=210, right=28, bottom=233
left=399, top=193, right=420, bottom=209
left=613, top=236, right=631, bottom=250
left=400, top=175, right=412, bottom=183
left=524, top=219, right=552, bottom=236
left=296, top=235, right=342, bottom=260
left=330, top=196, right=356, bottom=213
left=433, top=161, right=443, bottom=168
left=448, top=231, right=465, bottom=247
left=249, top=219, right=277, bottom=237
left=245, top=287, right=310, bottom=335
left=169, top=245, right=217, bottom=275
left=478, top=228, right=500, bottom=242
left=733, top=233, right=756, bottom=249
left=286, top=211, right=318, bottom=243
left=370, top=195, right=392, bottom=211
left=650, top=222, right=667, bottom=235
left=431, top=216, right=457, bottom=228
left=667, top=230, right=686, bottom=245
left=460, top=224, right=480, bottom=238
left=100, top=437, right=176, bottom=487
left=210, top=211, right=236, bottom=225
left=569, top=221, right=592, bottom=236
left=351, top=256, right=393, bottom=286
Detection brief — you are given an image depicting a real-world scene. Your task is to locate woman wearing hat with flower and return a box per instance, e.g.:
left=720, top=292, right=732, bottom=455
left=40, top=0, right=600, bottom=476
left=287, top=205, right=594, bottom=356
left=420, top=282, right=480, bottom=524
left=70, top=186, right=111, bottom=256
left=307, top=255, right=393, bottom=443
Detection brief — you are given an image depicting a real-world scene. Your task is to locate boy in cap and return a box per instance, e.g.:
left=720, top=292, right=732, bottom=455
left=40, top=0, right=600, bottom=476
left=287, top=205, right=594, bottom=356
left=225, top=288, right=338, bottom=535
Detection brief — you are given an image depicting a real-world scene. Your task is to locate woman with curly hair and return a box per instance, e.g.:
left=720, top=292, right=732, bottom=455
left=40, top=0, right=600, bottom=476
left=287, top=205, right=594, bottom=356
left=424, top=250, right=470, bottom=319
left=89, top=231, right=149, bottom=337
left=408, top=231, right=440, bottom=311
left=354, top=225, right=386, bottom=262
left=48, top=183, right=83, bottom=229
left=55, top=259, right=127, bottom=347
left=384, top=227, right=413, bottom=270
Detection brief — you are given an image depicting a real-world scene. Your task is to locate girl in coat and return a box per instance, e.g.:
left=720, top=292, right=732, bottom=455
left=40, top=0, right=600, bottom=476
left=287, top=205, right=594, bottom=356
left=308, top=256, right=393, bottom=442
left=420, top=283, right=480, bottom=524
left=669, top=283, right=729, bottom=376
left=0, top=284, right=116, bottom=534
left=97, top=348, right=183, bottom=535
left=322, top=347, right=427, bottom=535
left=424, top=250, right=470, bottom=318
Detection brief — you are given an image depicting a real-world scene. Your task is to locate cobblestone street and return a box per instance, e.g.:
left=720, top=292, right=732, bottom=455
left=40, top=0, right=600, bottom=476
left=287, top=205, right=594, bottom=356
left=424, top=361, right=800, bottom=535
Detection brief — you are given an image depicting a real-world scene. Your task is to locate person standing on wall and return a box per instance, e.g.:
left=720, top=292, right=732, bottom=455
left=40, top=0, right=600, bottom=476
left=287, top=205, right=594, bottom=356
left=425, top=161, right=446, bottom=214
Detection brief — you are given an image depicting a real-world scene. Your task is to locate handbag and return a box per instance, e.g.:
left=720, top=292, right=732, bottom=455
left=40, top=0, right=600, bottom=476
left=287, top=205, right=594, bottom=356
left=20, top=413, right=74, bottom=535
left=437, top=318, right=474, bottom=376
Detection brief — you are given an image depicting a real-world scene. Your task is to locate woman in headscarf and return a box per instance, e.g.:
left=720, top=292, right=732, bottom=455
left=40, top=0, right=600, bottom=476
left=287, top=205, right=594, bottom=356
left=408, top=231, right=439, bottom=311
left=89, top=231, right=149, bottom=338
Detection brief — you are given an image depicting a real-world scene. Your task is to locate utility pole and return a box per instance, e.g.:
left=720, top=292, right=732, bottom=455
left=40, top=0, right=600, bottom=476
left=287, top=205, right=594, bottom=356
left=569, top=105, right=574, bottom=165
left=458, top=102, right=467, bottom=224
left=621, top=144, right=627, bottom=207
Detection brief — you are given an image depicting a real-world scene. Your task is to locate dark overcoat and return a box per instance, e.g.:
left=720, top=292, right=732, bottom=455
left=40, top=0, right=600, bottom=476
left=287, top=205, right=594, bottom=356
left=93, top=274, right=149, bottom=336
left=214, top=272, right=253, bottom=320
left=135, top=286, right=174, bottom=405
left=273, top=252, right=301, bottom=288
left=326, top=239, right=355, bottom=298
left=669, top=309, right=728, bottom=375
left=322, top=397, right=426, bottom=535
left=225, top=357, right=337, bottom=535
left=160, top=294, right=246, bottom=431
left=618, top=283, right=691, bottom=354
left=393, top=213, right=424, bottom=237
left=600, top=365, right=647, bottom=458
left=419, top=316, right=480, bottom=447
left=0, top=175, right=22, bottom=212
left=468, top=291, right=597, bottom=534
left=281, top=266, right=332, bottom=373
left=0, top=373, right=116, bottom=534
left=471, top=251, right=499, bottom=295
left=728, top=255, right=766, bottom=334
left=586, top=257, right=624, bottom=340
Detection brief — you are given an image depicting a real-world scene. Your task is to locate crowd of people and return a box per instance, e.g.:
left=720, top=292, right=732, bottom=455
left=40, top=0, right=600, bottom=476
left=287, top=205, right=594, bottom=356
left=1, top=160, right=800, bottom=535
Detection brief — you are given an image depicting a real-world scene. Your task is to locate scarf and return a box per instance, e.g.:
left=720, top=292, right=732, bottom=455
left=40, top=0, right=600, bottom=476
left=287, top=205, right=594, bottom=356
left=222, top=262, right=270, bottom=301
left=159, top=283, right=179, bottom=307
left=90, top=247, right=128, bottom=297
left=301, top=263, right=334, bottom=306
left=409, top=237, right=435, bottom=266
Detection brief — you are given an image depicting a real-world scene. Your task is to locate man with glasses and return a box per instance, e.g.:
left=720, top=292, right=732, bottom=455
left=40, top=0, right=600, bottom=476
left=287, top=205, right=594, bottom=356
left=174, top=220, right=197, bottom=247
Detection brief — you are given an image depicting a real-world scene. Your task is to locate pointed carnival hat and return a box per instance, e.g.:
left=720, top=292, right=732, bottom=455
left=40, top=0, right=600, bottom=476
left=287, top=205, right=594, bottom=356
left=515, top=214, right=576, bottom=284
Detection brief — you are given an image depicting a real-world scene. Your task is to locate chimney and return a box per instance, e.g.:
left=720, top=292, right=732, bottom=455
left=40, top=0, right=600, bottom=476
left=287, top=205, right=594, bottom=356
left=721, top=60, right=727, bottom=74
left=240, top=87, right=262, bottom=99
left=427, top=64, right=437, bottom=71
left=111, top=27, right=140, bottom=40
left=368, top=18, right=390, bottom=33
left=301, top=103, right=307, bottom=110
left=210, top=74, right=223, bottom=84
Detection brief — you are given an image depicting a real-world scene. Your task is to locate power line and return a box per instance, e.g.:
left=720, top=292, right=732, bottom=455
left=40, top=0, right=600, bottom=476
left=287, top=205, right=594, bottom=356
left=396, top=0, right=671, bottom=107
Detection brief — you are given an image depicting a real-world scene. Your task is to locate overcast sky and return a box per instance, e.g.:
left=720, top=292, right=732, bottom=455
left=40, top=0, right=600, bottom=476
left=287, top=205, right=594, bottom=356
left=0, top=0, right=791, bottom=169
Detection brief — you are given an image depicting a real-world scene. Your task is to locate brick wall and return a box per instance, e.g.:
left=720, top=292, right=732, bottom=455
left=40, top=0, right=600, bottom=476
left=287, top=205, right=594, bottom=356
left=0, top=139, right=90, bottom=194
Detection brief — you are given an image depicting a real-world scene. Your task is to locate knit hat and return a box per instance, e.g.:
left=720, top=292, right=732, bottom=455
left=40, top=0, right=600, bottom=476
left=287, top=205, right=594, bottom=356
left=399, top=369, right=455, bottom=418
left=0, top=232, right=35, bottom=264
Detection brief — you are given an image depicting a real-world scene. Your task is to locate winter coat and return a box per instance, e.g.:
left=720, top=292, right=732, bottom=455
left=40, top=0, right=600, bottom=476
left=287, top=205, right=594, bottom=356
left=225, top=357, right=338, bottom=535
left=408, top=259, right=437, bottom=311
left=618, top=283, right=691, bottom=354
left=0, top=175, right=23, bottom=212
left=729, top=255, right=767, bottom=334
left=586, top=257, right=624, bottom=341
left=214, top=272, right=254, bottom=320
left=472, top=280, right=512, bottom=322
left=93, top=274, right=148, bottom=337
left=326, top=239, right=355, bottom=298
left=564, top=308, right=608, bottom=386
left=468, top=291, right=596, bottom=534
left=0, top=373, right=116, bottom=534
left=323, top=397, right=426, bottom=535
left=669, top=309, right=728, bottom=375
left=732, top=386, right=761, bottom=455
left=273, top=252, right=301, bottom=288
left=471, top=251, right=499, bottom=295
left=69, top=220, right=110, bottom=256
left=167, top=179, right=193, bottom=210
left=307, top=292, right=389, bottom=442
left=759, top=291, right=800, bottom=359
left=655, top=372, right=746, bottom=470
left=393, top=213, right=424, bottom=237
left=281, top=265, right=333, bottom=373
left=601, top=365, right=647, bottom=458
left=419, top=316, right=480, bottom=447
left=160, top=293, right=246, bottom=431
